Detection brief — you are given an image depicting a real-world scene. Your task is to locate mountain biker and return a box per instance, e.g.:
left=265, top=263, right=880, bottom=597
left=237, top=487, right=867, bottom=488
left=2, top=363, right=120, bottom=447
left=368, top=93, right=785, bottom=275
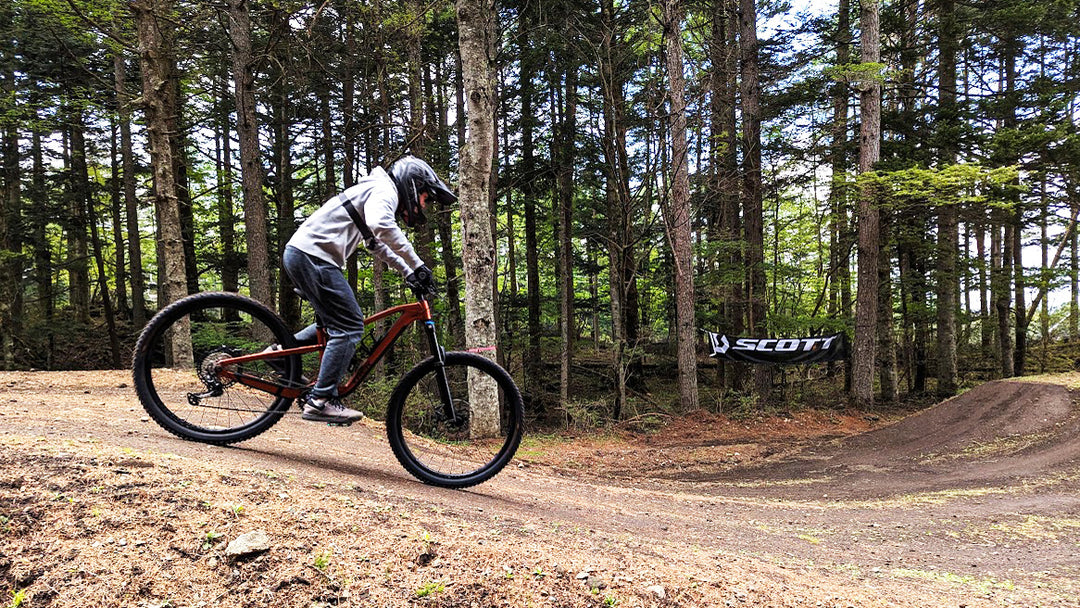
left=273, top=155, right=456, bottom=425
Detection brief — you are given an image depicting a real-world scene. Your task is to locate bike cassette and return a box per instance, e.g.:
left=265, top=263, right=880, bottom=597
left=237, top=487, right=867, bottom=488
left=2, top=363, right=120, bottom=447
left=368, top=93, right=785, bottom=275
left=197, top=346, right=241, bottom=389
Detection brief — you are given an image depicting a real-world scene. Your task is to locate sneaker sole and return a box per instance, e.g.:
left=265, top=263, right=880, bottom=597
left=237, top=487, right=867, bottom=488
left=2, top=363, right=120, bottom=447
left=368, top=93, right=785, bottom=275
left=301, top=412, right=363, bottom=425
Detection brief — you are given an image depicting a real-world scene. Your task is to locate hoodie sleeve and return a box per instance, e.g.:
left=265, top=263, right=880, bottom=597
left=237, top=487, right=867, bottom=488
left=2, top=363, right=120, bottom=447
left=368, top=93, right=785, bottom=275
left=362, top=183, right=425, bottom=277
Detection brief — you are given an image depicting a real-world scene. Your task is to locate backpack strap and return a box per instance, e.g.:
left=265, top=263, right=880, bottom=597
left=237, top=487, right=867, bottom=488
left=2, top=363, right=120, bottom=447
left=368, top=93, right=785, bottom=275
left=338, top=195, right=377, bottom=250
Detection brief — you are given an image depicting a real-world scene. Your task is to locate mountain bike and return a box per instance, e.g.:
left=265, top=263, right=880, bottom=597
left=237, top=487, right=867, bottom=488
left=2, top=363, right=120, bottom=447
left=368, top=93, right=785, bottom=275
left=132, top=289, right=524, bottom=489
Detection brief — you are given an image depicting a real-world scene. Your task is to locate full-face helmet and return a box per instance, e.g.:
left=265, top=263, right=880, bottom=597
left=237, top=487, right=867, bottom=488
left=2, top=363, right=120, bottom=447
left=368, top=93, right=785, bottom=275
left=388, top=156, right=457, bottom=227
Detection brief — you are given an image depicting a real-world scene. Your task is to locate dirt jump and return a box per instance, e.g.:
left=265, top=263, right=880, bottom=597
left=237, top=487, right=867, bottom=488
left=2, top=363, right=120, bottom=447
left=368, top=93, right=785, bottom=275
left=2, top=370, right=1079, bottom=607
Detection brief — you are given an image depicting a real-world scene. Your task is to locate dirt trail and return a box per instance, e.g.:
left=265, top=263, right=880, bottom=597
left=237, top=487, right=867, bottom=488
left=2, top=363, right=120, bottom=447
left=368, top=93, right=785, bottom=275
left=2, top=371, right=1080, bottom=607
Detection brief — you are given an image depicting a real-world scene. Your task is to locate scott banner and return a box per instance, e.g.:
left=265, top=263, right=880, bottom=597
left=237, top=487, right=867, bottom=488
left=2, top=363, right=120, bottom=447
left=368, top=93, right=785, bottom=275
left=706, top=332, right=847, bottom=365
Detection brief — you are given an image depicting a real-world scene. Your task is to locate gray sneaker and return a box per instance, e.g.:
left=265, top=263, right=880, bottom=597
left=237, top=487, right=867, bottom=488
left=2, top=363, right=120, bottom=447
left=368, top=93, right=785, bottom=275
left=301, top=394, right=364, bottom=425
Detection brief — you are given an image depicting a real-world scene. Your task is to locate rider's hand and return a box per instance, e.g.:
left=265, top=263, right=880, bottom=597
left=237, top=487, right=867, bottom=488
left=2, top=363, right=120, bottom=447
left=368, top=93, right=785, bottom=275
left=406, top=264, right=437, bottom=296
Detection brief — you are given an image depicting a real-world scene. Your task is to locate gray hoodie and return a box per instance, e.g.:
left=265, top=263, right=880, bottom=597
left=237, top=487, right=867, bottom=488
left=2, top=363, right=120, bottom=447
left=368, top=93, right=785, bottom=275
left=286, top=167, right=424, bottom=276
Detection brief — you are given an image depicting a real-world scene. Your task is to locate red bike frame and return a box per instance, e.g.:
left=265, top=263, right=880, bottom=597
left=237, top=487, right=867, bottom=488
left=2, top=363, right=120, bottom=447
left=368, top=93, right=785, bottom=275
left=217, top=299, right=436, bottom=400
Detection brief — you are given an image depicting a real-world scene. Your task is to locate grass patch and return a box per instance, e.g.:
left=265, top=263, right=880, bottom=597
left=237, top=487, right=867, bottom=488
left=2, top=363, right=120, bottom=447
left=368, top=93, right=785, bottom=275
left=891, top=568, right=1016, bottom=594
left=415, top=580, right=446, bottom=597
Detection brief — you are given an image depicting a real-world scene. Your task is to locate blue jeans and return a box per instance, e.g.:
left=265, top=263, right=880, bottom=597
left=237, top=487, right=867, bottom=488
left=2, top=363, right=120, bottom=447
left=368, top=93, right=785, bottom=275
left=283, top=246, right=365, bottom=399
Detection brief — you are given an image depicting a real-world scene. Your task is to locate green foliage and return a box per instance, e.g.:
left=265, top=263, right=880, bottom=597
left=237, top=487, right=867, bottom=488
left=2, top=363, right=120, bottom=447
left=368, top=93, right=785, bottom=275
left=823, top=61, right=891, bottom=88
left=869, top=164, right=1023, bottom=212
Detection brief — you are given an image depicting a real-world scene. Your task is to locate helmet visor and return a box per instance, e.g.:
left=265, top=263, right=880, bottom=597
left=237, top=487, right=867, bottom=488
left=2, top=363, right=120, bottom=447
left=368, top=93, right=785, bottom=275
left=428, top=178, right=457, bottom=205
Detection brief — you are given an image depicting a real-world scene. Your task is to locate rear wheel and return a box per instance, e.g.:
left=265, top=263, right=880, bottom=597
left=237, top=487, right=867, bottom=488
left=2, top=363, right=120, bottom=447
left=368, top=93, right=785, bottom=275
left=387, top=352, right=524, bottom=488
left=132, top=292, right=301, bottom=445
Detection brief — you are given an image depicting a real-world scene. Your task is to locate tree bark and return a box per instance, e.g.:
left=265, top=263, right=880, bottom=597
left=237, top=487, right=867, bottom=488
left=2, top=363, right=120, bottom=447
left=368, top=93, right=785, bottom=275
left=0, top=29, right=21, bottom=368
left=710, top=0, right=742, bottom=392
left=1072, top=192, right=1079, bottom=340
left=86, top=183, right=122, bottom=367
left=739, top=0, right=769, bottom=399
left=934, top=0, right=960, bottom=396
left=599, top=0, right=640, bottom=419
left=828, top=0, right=851, bottom=387
left=108, top=121, right=129, bottom=319
left=556, top=66, right=578, bottom=409
left=519, top=7, right=542, bottom=404
left=852, top=0, right=881, bottom=408
left=30, top=112, right=53, bottom=358
left=132, top=0, right=192, bottom=367
left=271, top=6, right=299, bottom=328
left=456, top=0, right=500, bottom=437
left=216, top=57, right=239, bottom=299
left=227, top=0, right=272, bottom=310
left=67, top=107, right=92, bottom=324
left=115, top=52, right=147, bottom=327
left=877, top=212, right=897, bottom=403
left=994, top=222, right=1014, bottom=376
left=662, top=0, right=699, bottom=411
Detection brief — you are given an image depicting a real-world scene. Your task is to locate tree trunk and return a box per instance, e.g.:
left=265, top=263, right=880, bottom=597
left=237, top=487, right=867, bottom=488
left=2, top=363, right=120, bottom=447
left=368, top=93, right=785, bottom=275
left=711, top=0, right=742, bottom=393
left=115, top=52, right=147, bottom=328
left=853, top=0, right=881, bottom=408
left=556, top=66, right=578, bottom=408
left=600, top=0, right=637, bottom=419
left=216, top=57, right=239, bottom=298
left=877, top=212, right=897, bottom=403
left=68, top=107, right=92, bottom=324
left=342, top=12, right=359, bottom=292
left=30, top=114, right=53, bottom=361
left=174, top=92, right=198, bottom=298
left=739, top=0, right=769, bottom=399
left=132, top=0, right=192, bottom=367
left=108, top=121, right=129, bottom=319
left=0, top=33, right=21, bottom=368
left=1072, top=193, right=1079, bottom=340
left=662, top=0, right=699, bottom=411
left=828, top=0, right=851, bottom=387
left=519, top=8, right=542, bottom=404
left=86, top=186, right=122, bottom=367
left=272, top=6, right=300, bottom=328
left=456, top=0, right=500, bottom=438
left=933, top=0, right=960, bottom=396
left=977, top=220, right=991, bottom=353
left=994, top=222, right=1014, bottom=376
left=227, top=0, right=272, bottom=310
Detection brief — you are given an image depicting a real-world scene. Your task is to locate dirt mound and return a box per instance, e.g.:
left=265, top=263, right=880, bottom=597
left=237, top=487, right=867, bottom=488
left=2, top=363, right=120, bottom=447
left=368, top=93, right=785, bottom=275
left=713, top=380, right=1080, bottom=499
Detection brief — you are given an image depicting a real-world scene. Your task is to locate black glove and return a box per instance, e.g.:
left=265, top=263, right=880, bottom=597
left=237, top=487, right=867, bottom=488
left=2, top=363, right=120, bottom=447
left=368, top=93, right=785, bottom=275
left=405, top=264, right=437, bottom=296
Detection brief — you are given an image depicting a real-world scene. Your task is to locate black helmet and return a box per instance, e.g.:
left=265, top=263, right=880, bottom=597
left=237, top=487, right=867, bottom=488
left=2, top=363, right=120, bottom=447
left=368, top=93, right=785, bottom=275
left=388, top=156, right=457, bottom=227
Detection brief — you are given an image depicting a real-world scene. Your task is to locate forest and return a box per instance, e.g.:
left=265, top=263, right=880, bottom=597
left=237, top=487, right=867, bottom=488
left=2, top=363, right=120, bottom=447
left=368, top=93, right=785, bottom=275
left=0, top=0, right=1078, bottom=421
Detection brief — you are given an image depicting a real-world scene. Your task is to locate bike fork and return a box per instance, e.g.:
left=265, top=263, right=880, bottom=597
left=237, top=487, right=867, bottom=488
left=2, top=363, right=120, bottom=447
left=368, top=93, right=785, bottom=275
left=423, top=321, right=459, bottom=423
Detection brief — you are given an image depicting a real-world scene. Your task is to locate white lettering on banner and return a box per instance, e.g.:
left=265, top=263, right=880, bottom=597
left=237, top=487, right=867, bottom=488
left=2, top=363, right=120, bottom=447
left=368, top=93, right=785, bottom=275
left=727, top=337, right=836, bottom=353
left=735, top=338, right=757, bottom=350
left=775, top=339, right=799, bottom=352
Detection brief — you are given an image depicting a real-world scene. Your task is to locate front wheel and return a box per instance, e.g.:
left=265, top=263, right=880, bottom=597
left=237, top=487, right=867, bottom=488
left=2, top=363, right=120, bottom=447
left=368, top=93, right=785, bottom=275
left=387, top=352, right=524, bottom=488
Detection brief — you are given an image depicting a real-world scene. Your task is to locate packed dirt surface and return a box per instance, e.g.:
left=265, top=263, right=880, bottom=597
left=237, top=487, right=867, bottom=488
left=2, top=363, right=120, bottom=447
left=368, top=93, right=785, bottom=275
left=3, top=371, right=1080, bottom=607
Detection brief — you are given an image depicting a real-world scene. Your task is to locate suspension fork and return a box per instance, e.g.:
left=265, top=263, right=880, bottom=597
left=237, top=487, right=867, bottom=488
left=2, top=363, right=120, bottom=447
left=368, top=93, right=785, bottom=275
left=421, top=311, right=459, bottom=423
